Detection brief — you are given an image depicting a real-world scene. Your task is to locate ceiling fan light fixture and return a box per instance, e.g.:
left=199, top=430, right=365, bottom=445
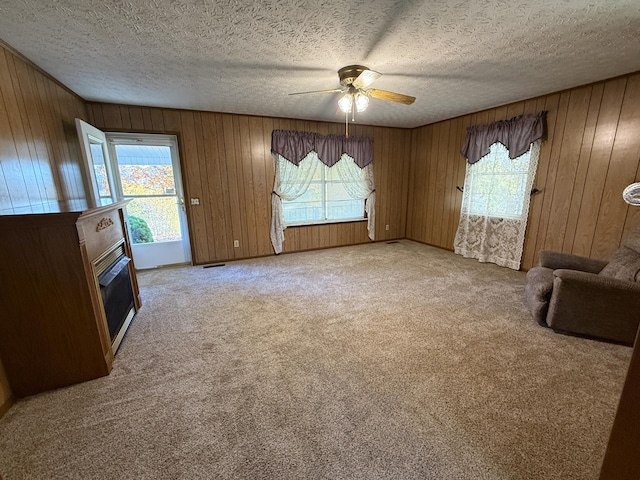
left=623, top=182, right=640, bottom=206
left=338, top=94, right=353, bottom=113
left=355, top=93, right=369, bottom=112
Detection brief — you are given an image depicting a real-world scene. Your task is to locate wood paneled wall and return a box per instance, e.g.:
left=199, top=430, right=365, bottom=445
left=407, top=72, right=640, bottom=270
left=0, top=358, right=11, bottom=419
left=0, top=42, right=89, bottom=214
left=0, top=42, right=89, bottom=415
left=86, top=104, right=412, bottom=265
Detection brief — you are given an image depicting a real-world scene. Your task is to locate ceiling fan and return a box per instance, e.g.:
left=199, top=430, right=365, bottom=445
left=289, top=65, right=416, bottom=115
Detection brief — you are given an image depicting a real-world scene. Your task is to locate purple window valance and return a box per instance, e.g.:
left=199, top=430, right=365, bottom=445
left=271, top=130, right=373, bottom=168
left=461, top=111, right=547, bottom=164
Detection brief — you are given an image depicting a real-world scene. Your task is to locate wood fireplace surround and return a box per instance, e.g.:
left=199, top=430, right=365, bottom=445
left=0, top=201, right=141, bottom=398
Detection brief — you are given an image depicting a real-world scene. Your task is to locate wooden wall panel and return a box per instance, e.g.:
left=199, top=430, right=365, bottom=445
left=562, top=84, right=604, bottom=254
left=591, top=75, right=640, bottom=258
left=543, top=86, right=591, bottom=253
left=529, top=91, right=570, bottom=262
left=407, top=72, right=640, bottom=270
left=0, top=42, right=89, bottom=412
left=600, top=328, right=640, bottom=480
left=520, top=95, right=559, bottom=269
left=0, top=357, right=11, bottom=419
left=88, top=103, right=411, bottom=264
left=570, top=79, right=626, bottom=257
left=0, top=44, right=88, bottom=214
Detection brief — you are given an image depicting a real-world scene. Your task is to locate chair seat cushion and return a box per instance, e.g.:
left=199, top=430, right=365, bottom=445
left=598, top=246, right=640, bottom=282
left=525, top=267, right=555, bottom=326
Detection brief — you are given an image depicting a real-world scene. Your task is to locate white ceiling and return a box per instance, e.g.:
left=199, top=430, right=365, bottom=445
left=1, top=0, right=640, bottom=128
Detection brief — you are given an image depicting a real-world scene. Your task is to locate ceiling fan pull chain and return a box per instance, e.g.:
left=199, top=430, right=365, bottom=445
left=345, top=110, right=349, bottom=137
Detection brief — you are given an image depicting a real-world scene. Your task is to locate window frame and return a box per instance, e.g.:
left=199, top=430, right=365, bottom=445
left=281, top=161, right=367, bottom=227
left=464, top=141, right=534, bottom=221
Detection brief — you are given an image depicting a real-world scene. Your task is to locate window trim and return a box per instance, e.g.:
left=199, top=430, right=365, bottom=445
left=285, top=217, right=368, bottom=228
left=463, top=141, right=534, bottom=220
left=281, top=161, right=366, bottom=226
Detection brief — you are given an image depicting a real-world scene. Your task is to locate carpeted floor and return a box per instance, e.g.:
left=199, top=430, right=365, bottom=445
left=0, top=240, right=632, bottom=479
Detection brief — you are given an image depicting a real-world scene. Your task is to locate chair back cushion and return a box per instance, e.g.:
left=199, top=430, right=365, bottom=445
left=599, top=246, right=640, bottom=282
left=623, top=227, right=640, bottom=253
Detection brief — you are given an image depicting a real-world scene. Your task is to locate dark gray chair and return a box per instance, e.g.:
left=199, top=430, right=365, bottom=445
left=525, top=229, right=640, bottom=345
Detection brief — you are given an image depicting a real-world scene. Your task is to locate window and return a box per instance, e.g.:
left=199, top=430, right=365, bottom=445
left=455, top=139, right=541, bottom=270
left=281, top=155, right=365, bottom=225
left=270, top=132, right=376, bottom=254
left=111, top=143, right=182, bottom=244
left=465, top=141, right=534, bottom=219
left=455, top=112, right=545, bottom=270
left=89, top=143, right=114, bottom=204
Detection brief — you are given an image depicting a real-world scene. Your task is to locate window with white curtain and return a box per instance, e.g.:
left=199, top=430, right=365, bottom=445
left=465, top=141, right=534, bottom=219
left=454, top=140, right=541, bottom=270
left=282, top=153, right=365, bottom=225
left=454, top=111, right=546, bottom=270
left=270, top=129, right=376, bottom=254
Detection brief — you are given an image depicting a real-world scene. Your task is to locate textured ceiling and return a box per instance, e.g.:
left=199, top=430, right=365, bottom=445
left=1, top=0, right=640, bottom=128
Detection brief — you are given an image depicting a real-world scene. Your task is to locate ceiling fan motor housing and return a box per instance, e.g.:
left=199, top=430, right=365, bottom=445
left=338, top=65, right=369, bottom=86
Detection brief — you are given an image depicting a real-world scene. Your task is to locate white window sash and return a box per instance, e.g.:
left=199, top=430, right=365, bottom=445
left=270, top=153, right=375, bottom=254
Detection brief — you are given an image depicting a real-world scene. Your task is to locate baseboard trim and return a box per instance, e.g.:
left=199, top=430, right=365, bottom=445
left=0, top=395, right=14, bottom=419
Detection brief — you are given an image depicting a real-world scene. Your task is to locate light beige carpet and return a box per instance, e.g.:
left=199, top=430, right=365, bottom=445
left=0, top=240, right=632, bottom=479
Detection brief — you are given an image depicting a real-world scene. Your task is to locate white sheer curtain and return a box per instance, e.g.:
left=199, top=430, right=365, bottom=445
left=270, top=152, right=321, bottom=254
left=270, top=152, right=376, bottom=254
left=332, top=154, right=376, bottom=240
left=454, top=140, right=540, bottom=270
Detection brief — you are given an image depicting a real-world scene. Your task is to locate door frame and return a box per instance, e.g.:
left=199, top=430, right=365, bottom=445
left=106, top=132, right=192, bottom=268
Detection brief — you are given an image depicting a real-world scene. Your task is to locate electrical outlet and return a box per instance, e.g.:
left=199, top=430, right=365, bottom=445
left=233, top=240, right=239, bottom=248
left=386, top=224, right=390, bottom=231
left=190, top=198, right=200, bottom=205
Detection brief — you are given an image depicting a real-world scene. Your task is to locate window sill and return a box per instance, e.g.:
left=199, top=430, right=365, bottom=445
left=467, top=213, right=524, bottom=221
left=285, top=217, right=367, bottom=228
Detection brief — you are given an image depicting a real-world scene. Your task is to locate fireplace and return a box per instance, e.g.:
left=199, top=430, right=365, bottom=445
left=95, top=242, right=136, bottom=353
left=0, top=201, right=141, bottom=397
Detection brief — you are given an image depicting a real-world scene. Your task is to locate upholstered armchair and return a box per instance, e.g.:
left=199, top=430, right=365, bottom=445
left=525, top=229, right=640, bottom=345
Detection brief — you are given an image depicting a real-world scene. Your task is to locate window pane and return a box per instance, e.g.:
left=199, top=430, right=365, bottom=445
left=282, top=182, right=324, bottom=223
left=89, top=144, right=111, bottom=198
left=326, top=178, right=364, bottom=220
left=467, top=142, right=532, bottom=219
left=327, top=199, right=365, bottom=220
left=281, top=164, right=366, bottom=224
left=115, top=145, right=175, bottom=196
left=126, top=196, right=181, bottom=243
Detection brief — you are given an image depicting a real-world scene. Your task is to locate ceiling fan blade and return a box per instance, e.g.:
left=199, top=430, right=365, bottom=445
left=368, top=89, right=416, bottom=105
left=288, top=88, right=343, bottom=96
left=353, top=69, right=382, bottom=89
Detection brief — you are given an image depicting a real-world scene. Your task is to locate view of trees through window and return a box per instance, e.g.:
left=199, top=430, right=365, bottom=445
left=115, top=146, right=182, bottom=244
left=91, top=142, right=182, bottom=244
left=94, top=163, right=181, bottom=244
left=93, top=165, right=110, bottom=199
left=89, top=144, right=112, bottom=202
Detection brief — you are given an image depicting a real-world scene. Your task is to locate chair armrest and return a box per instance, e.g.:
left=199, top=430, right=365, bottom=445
left=554, top=269, right=640, bottom=291
left=539, top=251, right=607, bottom=273
left=547, top=269, right=640, bottom=344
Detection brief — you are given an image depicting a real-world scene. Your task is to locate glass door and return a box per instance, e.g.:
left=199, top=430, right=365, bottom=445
left=106, top=133, right=191, bottom=269
left=75, top=119, right=117, bottom=207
